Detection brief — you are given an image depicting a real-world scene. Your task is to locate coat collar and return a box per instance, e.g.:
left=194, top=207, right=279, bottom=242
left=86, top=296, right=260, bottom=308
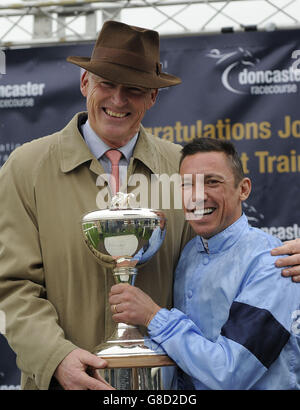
left=59, top=112, right=95, bottom=173
left=130, top=125, right=160, bottom=175
left=59, top=112, right=160, bottom=175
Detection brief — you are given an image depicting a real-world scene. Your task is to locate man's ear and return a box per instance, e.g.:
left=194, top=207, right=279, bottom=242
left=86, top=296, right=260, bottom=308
left=80, top=70, right=89, bottom=97
left=239, top=177, right=251, bottom=201
left=149, top=88, right=159, bottom=108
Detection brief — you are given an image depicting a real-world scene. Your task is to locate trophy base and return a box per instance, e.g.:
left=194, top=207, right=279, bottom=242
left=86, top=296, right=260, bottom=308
left=95, top=328, right=174, bottom=390
left=97, top=345, right=174, bottom=390
left=95, top=323, right=174, bottom=367
left=97, top=346, right=174, bottom=369
left=101, top=366, right=168, bottom=390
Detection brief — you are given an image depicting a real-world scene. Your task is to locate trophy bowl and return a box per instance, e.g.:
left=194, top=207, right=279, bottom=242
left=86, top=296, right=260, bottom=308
left=81, top=193, right=174, bottom=389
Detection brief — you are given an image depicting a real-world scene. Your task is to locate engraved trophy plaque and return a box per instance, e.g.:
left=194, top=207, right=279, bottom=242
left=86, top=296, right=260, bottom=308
left=81, top=193, right=174, bottom=389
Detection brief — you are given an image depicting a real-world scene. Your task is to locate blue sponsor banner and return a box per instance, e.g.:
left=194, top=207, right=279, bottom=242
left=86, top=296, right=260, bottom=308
left=143, top=29, right=300, bottom=236
left=1, top=29, right=300, bottom=388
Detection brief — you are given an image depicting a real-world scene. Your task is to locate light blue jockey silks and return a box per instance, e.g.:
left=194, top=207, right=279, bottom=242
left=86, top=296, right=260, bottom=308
left=147, top=214, right=300, bottom=390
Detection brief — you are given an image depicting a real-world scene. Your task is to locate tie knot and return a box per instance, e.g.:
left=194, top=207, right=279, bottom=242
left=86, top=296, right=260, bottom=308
left=105, top=149, right=122, bottom=165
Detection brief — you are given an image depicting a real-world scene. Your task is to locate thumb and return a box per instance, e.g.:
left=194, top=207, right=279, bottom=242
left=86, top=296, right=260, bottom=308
left=80, top=350, right=107, bottom=369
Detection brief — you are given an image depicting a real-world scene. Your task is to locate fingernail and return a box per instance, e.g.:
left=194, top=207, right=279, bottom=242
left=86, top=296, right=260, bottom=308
left=282, top=270, right=289, bottom=276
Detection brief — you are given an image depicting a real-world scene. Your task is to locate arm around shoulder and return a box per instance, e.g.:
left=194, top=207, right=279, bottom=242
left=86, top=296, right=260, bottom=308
left=271, top=238, right=300, bottom=282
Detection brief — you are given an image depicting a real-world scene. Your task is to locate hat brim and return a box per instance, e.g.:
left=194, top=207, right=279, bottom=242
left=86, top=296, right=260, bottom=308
left=67, top=56, right=181, bottom=89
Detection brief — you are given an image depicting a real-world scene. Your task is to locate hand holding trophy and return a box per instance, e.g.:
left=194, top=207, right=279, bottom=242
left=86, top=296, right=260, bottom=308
left=81, top=192, right=174, bottom=389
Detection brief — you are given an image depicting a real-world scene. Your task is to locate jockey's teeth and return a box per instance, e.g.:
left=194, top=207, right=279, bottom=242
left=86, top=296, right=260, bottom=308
left=106, top=109, right=127, bottom=118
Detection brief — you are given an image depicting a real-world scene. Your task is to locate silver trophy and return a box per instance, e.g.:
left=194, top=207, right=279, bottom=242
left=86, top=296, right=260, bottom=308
left=81, top=192, right=174, bottom=389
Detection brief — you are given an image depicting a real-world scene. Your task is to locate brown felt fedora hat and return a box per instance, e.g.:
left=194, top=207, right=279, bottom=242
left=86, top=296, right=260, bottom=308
left=67, top=20, right=181, bottom=89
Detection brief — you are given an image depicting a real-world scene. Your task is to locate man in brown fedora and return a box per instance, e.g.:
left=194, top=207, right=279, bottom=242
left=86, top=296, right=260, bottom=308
left=0, top=20, right=299, bottom=391
left=0, top=20, right=190, bottom=390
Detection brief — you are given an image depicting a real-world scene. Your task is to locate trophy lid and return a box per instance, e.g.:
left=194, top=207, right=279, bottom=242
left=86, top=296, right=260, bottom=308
left=82, top=208, right=159, bottom=222
left=82, top=192, right=164, bottom=222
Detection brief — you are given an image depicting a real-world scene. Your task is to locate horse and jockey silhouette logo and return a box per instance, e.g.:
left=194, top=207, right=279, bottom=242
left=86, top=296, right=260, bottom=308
left=206, top=47, right=260, bottom=95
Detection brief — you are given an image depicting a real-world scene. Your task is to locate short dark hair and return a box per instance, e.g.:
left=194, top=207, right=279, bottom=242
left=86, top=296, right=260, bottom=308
left=180, top=138, right=245, bottom=186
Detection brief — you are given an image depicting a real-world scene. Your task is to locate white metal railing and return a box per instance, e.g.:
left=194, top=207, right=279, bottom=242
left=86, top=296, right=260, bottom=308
left=0, top=1, right=300, bottom=47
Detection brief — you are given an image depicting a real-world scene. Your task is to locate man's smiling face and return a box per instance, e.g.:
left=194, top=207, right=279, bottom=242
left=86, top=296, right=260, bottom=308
left=81, top=72, right=158, bottom=148
left=180, top=151, right=251, bottom=239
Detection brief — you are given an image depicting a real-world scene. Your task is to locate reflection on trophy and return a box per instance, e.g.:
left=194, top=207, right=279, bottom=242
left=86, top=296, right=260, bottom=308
left=81, top=192, right=174, bottom=390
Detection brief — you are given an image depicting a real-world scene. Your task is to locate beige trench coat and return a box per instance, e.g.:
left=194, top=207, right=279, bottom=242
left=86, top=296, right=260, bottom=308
left=0, top=113, right=191, bottom=389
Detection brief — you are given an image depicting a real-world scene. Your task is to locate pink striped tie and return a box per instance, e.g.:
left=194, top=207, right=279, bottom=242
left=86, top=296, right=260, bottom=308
left=105, top=149, right=122, bottom=195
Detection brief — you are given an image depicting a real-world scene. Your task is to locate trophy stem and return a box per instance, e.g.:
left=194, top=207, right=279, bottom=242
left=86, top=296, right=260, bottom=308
left=96, top=265, right=174, bottom=371
left=113, top=266, right=137, bottom=286
left=107, top=265, right=144, bottom=346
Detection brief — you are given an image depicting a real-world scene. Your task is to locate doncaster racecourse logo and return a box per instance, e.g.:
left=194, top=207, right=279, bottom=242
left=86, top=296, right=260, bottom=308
left=207, top=47, right=300, bottom=96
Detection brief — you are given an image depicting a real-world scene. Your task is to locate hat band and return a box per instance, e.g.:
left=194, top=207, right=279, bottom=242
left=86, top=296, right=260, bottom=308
left=91, top=46, right=159, bottom=74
